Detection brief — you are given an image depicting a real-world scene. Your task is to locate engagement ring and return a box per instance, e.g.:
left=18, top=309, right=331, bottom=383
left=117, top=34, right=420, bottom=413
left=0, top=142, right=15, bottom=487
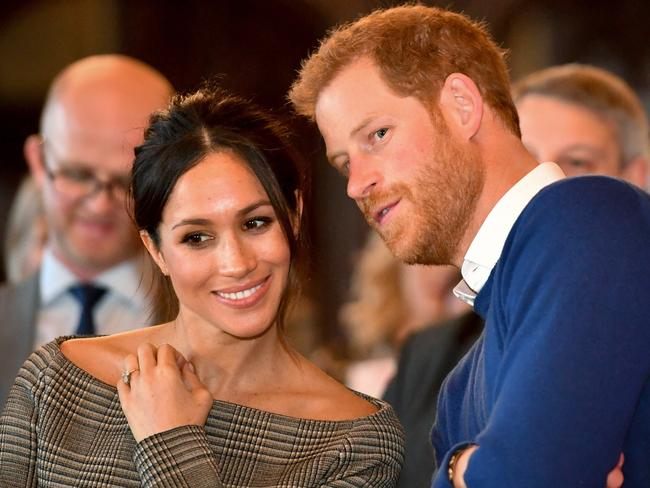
left=121, top=368, right=139, bottom=385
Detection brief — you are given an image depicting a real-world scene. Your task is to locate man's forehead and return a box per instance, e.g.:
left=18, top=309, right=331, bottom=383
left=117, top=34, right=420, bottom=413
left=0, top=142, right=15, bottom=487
left=316, top=72, right=388, bottom=143
left=45, top=124, right=143, bottom=155
left=45, top=99, right=142, bottom=149
left=42, top=128, right=141, bottom=177
left=316, top=58, right=381, bottom=106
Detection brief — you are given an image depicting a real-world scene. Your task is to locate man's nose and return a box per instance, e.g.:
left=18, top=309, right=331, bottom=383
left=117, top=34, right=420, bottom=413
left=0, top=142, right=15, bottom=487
left=346, top=155, right=381, bottom=200
left=84, top=183, right=118, bottom=212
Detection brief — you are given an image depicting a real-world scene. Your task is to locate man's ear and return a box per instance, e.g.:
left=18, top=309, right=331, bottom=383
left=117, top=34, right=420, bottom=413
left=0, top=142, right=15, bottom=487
left=24, top=135, right=47, bottom=187
left=438, top=73, right=483, bottom=140
left=621, top=156, right=649, bottom=190
left=140, top=230, right=169, bottom=276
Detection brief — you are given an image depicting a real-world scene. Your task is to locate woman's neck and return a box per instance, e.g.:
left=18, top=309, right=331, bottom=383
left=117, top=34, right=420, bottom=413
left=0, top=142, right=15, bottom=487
left=163, top=313, right=296, bottom=400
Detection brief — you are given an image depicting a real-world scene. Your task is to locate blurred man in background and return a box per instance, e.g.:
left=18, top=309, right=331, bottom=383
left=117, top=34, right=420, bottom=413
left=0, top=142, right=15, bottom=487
left=514, top=63, right=648, bottom=189
left=0, top=54, right=173, bottom=405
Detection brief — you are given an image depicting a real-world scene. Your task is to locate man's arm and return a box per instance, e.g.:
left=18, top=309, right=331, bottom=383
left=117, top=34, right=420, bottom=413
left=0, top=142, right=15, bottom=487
left=434, top=179, right=650, bottom=487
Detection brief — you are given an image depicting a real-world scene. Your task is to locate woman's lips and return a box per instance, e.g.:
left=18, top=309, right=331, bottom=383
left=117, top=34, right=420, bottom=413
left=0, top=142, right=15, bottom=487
left=212, top=276, right=271, bottom=309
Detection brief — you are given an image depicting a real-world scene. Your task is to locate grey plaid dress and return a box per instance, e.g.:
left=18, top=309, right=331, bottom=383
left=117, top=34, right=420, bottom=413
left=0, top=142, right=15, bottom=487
left=0, top=339, right=404, bottom=487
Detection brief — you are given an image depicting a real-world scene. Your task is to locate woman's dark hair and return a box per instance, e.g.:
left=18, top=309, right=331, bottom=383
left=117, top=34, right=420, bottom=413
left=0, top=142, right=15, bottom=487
left=130, top=85, right=308, bottom=332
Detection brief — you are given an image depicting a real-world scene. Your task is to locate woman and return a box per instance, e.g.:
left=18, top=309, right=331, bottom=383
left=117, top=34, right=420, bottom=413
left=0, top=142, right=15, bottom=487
left=0, top=87, right=404, bottom=486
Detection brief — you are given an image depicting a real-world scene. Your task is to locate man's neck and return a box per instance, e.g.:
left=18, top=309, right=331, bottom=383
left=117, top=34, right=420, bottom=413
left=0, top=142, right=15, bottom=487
left=50, top=247, right=126, bottom=282
left=453, top=135, right=539, bottom=267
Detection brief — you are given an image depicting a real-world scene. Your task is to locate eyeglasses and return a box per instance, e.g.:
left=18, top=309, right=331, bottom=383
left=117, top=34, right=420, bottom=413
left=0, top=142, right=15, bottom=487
left=40, top=141, right=130, bottom=201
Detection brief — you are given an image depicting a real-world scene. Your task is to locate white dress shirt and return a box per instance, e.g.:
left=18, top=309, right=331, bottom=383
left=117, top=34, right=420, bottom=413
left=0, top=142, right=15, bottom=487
left=453, top=162, right=566, bottom=306
left=35, top=248, right=153, bottom=348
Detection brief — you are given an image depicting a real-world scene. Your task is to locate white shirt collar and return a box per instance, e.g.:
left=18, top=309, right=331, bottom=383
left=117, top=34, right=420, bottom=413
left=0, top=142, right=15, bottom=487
left=453, top=162, right=566, bottom=305
left=40, top=248, right=148, bottom=309
left=40, top=249, right=78, bottom=304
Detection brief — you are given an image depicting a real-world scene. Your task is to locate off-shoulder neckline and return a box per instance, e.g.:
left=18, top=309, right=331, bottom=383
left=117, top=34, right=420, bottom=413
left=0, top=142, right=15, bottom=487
left=48, top=337, right=391, bottom=425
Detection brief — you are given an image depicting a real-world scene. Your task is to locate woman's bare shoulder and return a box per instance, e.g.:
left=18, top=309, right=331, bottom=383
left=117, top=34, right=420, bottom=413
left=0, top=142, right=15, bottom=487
left=295, top=358, right=379, bottom=420
left=60, top=326, right=165, bottom=385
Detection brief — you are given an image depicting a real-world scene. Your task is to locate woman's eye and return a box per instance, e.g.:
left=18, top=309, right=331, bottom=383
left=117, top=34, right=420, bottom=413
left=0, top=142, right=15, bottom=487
left=182, top=233, right=211, bottom=246
left=243, top=217, right=272, bottom=231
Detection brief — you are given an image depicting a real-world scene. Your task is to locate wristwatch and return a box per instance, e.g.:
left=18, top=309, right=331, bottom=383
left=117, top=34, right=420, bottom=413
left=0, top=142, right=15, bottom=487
left=447, top=447, right=465, bottom=484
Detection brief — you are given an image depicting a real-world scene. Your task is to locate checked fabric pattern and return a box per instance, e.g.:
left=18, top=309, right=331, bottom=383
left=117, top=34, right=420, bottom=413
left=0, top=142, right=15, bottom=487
left=0, top=338, right=404, bottom=487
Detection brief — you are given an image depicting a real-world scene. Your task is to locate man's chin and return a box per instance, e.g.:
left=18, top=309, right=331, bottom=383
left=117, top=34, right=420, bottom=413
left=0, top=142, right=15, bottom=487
left=383, top=233, right=451, bottom=266
left=65, top=247, right=136, bottom=274
left=379, top=231, right=417, bottom=263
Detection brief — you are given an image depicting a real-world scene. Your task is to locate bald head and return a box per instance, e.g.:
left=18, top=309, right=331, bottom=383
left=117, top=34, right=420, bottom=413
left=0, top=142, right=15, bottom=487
left=25, top=55, right=173, bottom=279
left=41, top=54, right=173, bottom=145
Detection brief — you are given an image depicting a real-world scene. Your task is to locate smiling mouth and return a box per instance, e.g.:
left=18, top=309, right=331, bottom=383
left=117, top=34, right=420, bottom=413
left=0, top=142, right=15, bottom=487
left=216, top=282, right=264, bottom=301
left=213, top=276, right=271, bottom=308
left=78, top=219, right=115, bottom=236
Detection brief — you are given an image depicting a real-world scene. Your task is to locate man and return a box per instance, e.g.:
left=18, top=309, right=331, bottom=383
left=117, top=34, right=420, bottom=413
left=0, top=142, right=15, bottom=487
left=0, top=55, right=173, bottom=405
left=513, top=63, right=648, bottom=189
left=290, top=5, right=650, bottom=487
left=382, top=62, right=649, bottom=488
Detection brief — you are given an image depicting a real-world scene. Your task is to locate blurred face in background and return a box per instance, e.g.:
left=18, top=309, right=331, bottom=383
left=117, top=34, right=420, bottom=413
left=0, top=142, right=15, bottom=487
left=517, top=95, right=623, bottom=178
left=38, top=116, right=141, bottom=277
left=25, top=57, right=172, bottom=279
left=397, top=263, right=469, bottom=342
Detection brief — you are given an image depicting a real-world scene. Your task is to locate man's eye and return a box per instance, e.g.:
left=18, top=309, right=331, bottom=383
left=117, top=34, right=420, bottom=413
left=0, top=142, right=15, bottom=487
left=243, top=217, right=272, bottom=231
left=340, top=160, right=350, bottom=177
left=115, top=176, right=131, bottom=191
left=567, top=158, right=591, bottom=168
left=60, top=168, right=95, bottom=182
left=181, top=233, right=211, bottom=246
left=559, top=156, right=596, bottom=175
left=373, top=128, right=389, bottom=141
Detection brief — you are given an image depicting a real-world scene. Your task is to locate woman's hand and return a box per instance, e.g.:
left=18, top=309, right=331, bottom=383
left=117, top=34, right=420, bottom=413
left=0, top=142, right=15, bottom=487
left=117, top=343, right=213, bottom=442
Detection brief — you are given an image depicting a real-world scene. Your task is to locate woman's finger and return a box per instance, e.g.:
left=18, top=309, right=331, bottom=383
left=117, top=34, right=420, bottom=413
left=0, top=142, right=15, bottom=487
left=181, top=362, right=203, bottom=390
left=121, top=353, right=140, bottom=387
left=174, top=348, right=188, bottom=370
left=137, top=342, right=157, bottom=372
left=116, top=377, right=130, bottom=400
left=156, top=343, right=180, bottom=367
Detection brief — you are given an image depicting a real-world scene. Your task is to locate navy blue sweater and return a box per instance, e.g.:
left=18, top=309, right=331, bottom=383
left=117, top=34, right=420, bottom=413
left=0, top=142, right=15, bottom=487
left=432, top=176, right=650, bottom=487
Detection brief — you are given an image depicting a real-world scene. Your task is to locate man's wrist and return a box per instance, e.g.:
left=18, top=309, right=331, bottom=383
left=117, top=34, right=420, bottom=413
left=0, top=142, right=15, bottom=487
left=448, top=444, right=479, bottom=488
left=447, top=447, right=465, bottom=483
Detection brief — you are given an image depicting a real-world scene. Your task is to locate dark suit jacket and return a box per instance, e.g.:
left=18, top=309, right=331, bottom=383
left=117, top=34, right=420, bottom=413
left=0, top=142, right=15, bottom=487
left=0, top=272, right=39, bottom=408
left=383, top=311, right=484, bottom=488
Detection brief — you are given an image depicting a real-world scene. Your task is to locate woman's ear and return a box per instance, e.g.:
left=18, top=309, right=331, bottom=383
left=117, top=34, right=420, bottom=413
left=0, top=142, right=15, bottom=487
left=140, top=230, right=169, bottom=276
